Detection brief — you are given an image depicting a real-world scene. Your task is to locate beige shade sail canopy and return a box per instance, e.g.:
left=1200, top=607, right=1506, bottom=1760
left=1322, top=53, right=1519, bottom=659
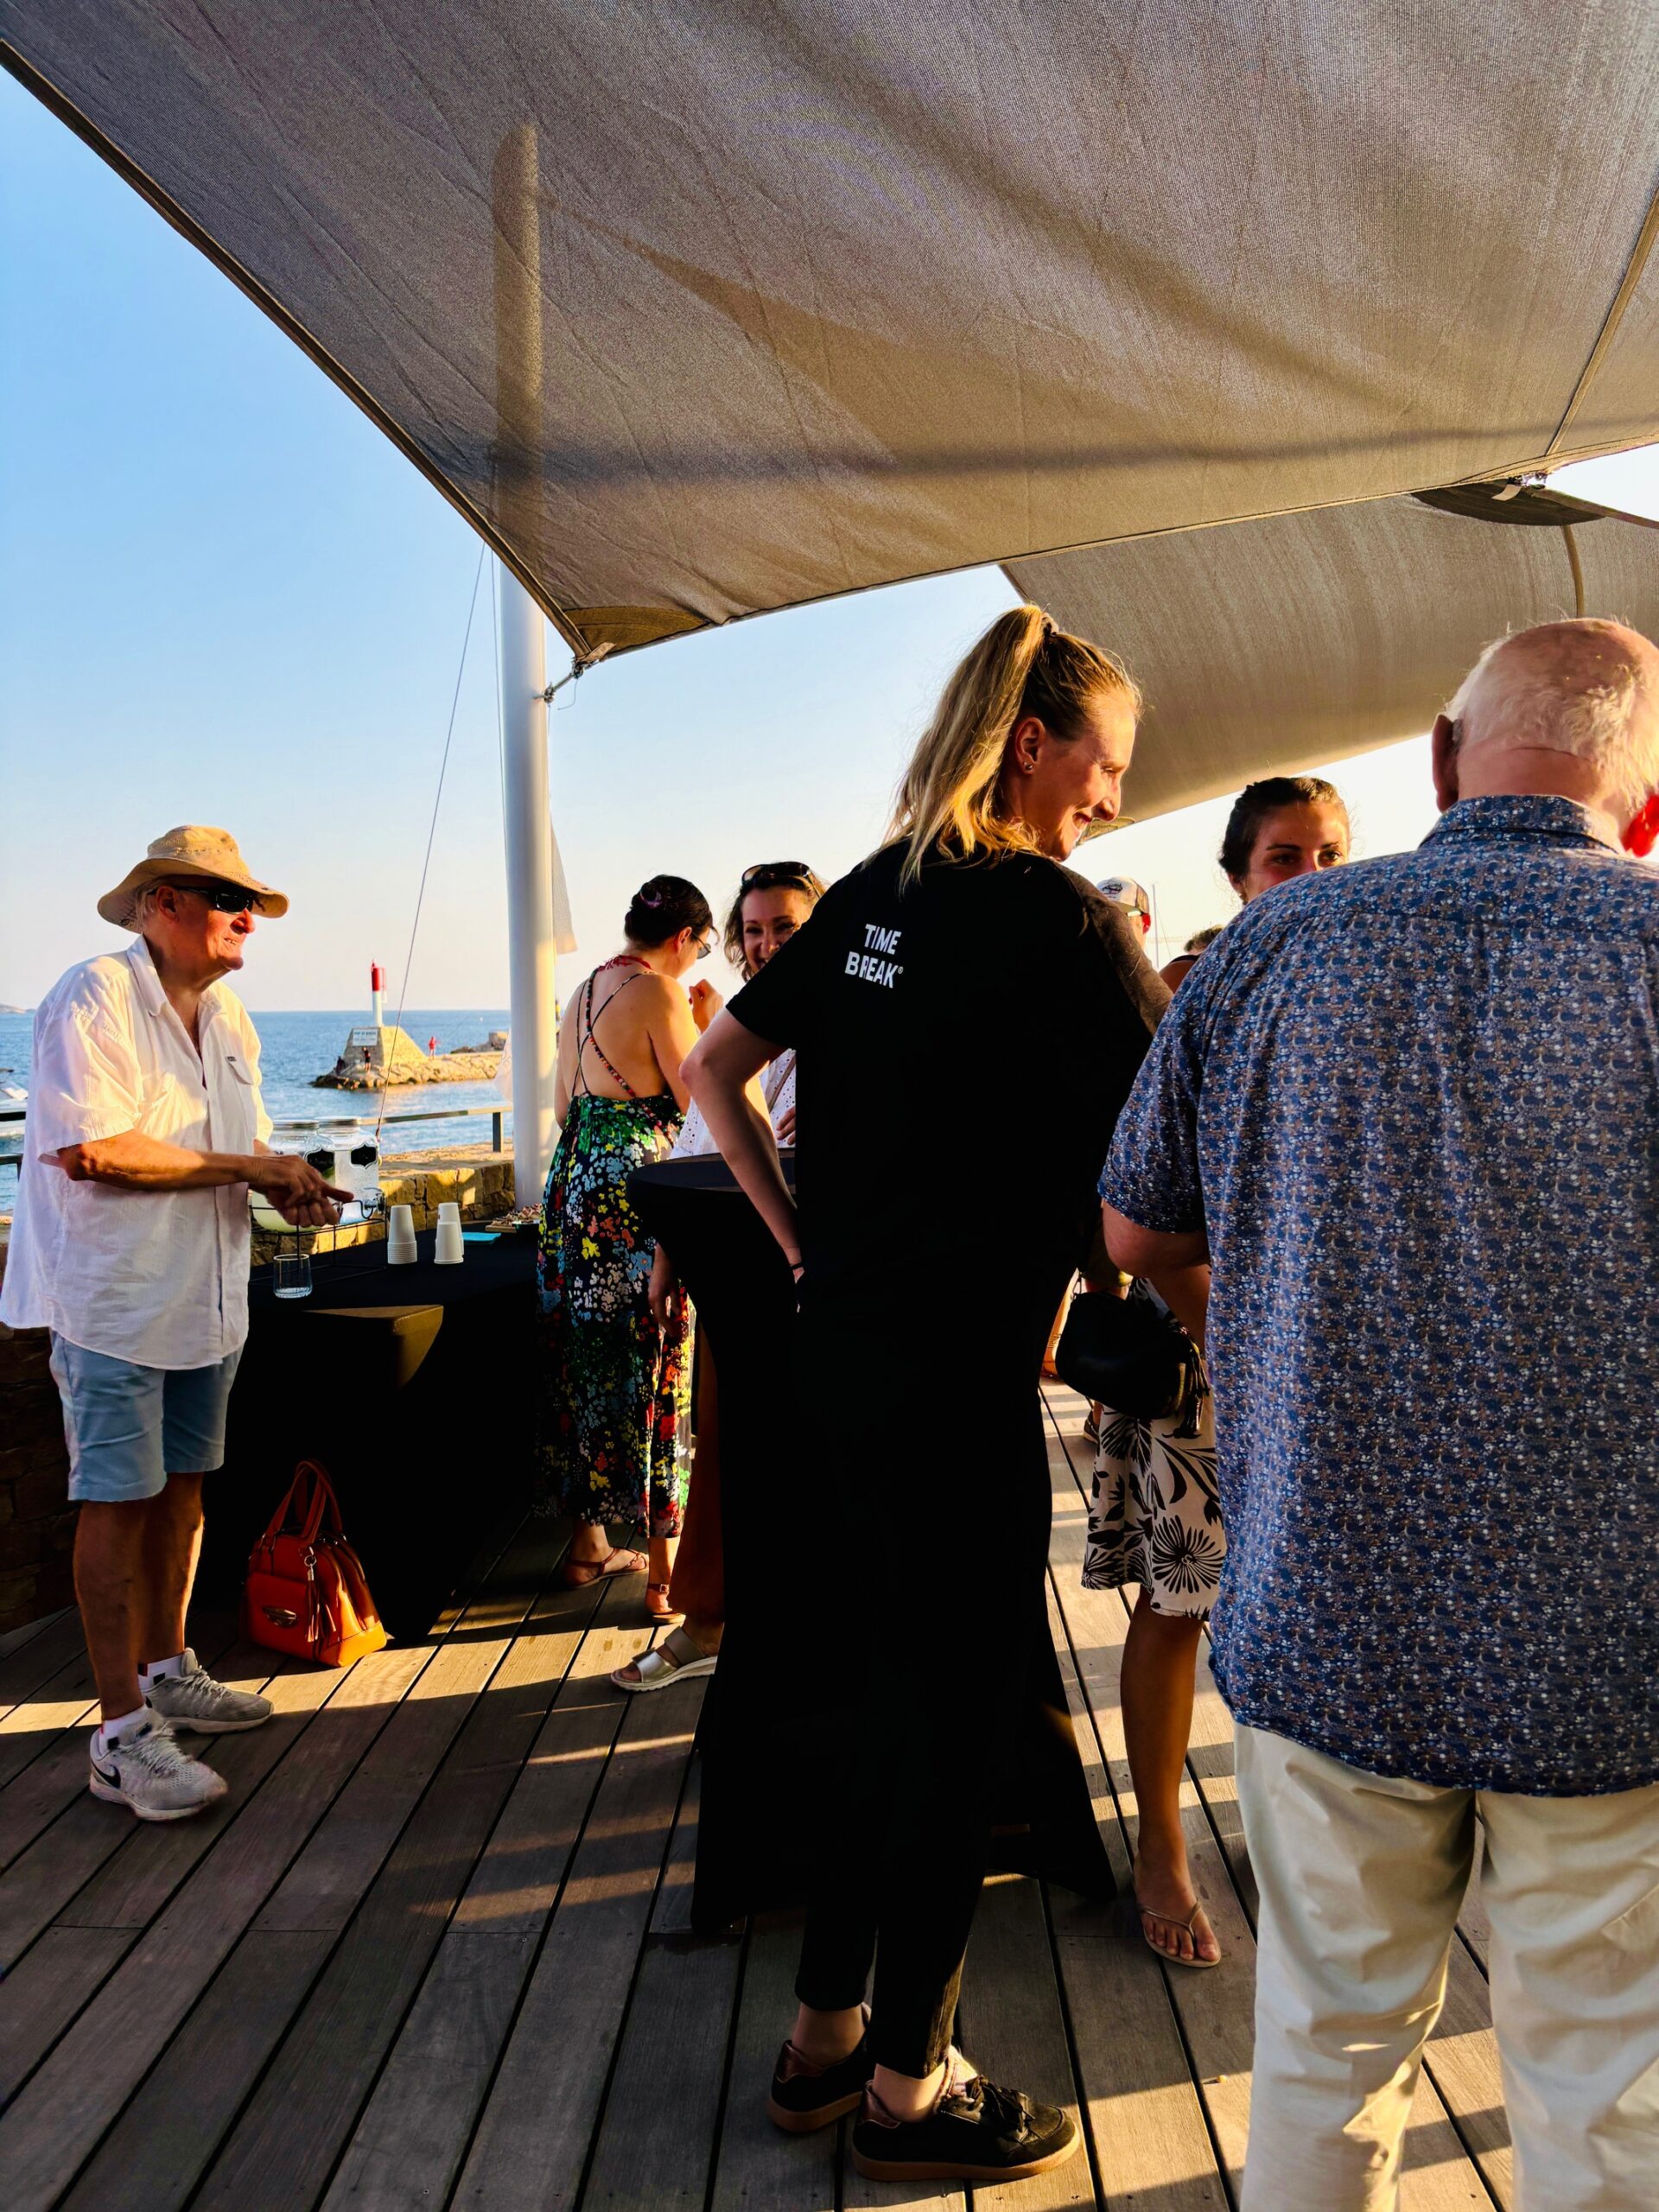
left=1005, top=485, right=1659, bottom=823
left=5, top=6, right=1659, bottom=662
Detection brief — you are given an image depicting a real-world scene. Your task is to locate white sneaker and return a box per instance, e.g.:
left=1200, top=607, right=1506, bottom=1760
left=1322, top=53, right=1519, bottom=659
left=88, top=1717, right=229, bottom=1822
left=144, top=1649, right=273, bottom=1734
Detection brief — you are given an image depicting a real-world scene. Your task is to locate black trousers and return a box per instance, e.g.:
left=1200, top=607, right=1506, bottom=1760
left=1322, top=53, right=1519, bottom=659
left=791, top=1281, right=1058, bottom=2077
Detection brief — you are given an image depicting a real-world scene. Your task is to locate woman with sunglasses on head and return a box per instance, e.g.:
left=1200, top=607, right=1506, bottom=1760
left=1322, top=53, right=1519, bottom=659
left=1084, top=772, right=1351, bottom=1970
left=614, top=860, right=827, bottom=1690
left=683, top=607, right=1166, bottom=2189
left=537, top=874, right=719, bottom=1611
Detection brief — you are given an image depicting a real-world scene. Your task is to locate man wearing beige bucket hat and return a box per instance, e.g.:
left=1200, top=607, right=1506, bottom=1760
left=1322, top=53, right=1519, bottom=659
left=0, top=828, right=347, bottom=1822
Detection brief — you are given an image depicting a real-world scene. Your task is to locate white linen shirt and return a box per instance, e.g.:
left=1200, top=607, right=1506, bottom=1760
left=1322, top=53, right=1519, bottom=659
left=0, top=938, right=272, bottom=1368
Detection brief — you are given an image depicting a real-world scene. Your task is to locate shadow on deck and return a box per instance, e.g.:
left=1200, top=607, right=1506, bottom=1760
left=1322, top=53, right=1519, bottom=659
left=0, top=1387, right=1509, bottom=2210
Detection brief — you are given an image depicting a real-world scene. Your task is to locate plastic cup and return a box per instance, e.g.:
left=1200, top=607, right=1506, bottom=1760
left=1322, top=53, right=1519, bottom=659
left=434, top=1216, right=464, bottom=1265
left=386, top=1203, right=417, bottom=1265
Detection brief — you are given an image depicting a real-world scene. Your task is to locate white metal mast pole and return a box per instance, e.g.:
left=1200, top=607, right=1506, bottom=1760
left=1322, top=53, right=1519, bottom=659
left=498, top=567, right=556, bottom=1205
left=493, top=122, right=559, bottom=1208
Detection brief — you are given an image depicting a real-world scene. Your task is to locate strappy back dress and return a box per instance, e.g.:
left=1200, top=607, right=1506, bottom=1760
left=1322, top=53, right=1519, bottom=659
left=534, top=967, right=691, bottom=1536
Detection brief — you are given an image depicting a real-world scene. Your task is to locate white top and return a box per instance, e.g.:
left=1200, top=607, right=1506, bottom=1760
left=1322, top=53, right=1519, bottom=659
left=0, top=938, right=272, bottom=1368
left=673, top=1049, right=797, bottom=1158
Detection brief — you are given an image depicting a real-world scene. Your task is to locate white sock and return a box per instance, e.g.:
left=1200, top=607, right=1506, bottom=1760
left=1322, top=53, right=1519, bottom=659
left=98, top=1704, right=149, bottom=1750
left=139, top=1650, right=189, bottom=1686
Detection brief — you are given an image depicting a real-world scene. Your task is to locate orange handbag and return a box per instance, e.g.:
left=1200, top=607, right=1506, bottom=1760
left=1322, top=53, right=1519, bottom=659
left=244, top=1459, right=389, bottom=1668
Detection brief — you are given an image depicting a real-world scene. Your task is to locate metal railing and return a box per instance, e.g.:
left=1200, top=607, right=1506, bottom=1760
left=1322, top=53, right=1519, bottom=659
left=0, top=1099, right=510, bottom=1192
left=268, top=1102, right=508, bottom=1152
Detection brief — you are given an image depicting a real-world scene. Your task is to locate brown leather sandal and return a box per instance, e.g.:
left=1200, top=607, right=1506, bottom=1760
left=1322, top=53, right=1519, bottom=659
left=644, top=1580, right=683, bottom=1624
left=561, top=1546, right=646, bottom=1589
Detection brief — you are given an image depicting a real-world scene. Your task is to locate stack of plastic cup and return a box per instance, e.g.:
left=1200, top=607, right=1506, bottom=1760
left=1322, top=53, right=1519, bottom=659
left=435, top=1201, right=464, bottom=1266
left=386, top=1203, right=417, bottom=1264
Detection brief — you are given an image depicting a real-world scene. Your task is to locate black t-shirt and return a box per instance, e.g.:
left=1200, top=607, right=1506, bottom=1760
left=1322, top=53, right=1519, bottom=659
left=729, top=840, right=1169, bottom=1294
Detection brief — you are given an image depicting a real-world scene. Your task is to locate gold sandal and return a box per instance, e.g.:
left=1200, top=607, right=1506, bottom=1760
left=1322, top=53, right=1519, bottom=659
left=1136, top=1895, right=1223, bottom=1969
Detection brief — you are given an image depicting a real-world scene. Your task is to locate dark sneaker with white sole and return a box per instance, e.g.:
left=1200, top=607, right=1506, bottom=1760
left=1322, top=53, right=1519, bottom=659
left=145, top=1649, right=272, bottom=1734
left=766, top=2031, right=871, bottom=2133
left=852, top=2070, right=1079, bottom=2184
left=88, top=1718, right=229, bottom=1822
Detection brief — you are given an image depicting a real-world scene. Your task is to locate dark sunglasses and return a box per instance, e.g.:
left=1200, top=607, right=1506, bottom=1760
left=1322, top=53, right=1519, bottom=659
left=741, top=861, right=815, bottom=888
left=163, top=879, right=264, bottom=914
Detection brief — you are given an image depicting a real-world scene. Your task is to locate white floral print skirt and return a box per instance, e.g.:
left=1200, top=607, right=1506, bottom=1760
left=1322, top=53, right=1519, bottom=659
left=1084, top=1382, right=1224, bottom=1619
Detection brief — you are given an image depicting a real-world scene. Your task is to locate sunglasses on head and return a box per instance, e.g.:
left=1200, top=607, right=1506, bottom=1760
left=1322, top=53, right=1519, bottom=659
left=741, top=861, right=815, bottom=888
left=163, top=879, right=264, bottom=914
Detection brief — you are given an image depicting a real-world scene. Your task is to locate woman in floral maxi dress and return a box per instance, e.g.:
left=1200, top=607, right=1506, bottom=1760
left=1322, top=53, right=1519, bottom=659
left=537, top=875, right=718, bottom=1616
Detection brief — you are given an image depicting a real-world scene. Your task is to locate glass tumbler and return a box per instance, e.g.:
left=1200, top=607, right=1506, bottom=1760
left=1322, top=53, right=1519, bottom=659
left=273, top=1251, right=313, bottom=1300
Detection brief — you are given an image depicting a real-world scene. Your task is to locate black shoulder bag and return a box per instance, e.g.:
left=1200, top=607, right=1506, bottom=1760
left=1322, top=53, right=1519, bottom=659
left=1055, top=1290, right=1204, bottom=1427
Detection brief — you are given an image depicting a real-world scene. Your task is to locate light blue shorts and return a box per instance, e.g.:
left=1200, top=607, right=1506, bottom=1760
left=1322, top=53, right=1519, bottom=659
left=48, top=1336, right=243, bottom=1504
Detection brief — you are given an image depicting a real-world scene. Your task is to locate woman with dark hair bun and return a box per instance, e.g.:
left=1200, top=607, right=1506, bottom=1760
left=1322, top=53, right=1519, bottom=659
left=537, top=874, right=718, bottom=1611
left=1219, top=774, right=1350, bottom=900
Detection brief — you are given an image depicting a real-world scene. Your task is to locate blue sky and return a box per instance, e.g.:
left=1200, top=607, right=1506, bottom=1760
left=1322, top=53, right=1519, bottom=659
left=3, top=72, right=1656, bottom=1012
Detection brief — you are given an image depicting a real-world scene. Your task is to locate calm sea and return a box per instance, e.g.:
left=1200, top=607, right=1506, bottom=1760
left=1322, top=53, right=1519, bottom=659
left=0, top=1007, right=513, bottom=1162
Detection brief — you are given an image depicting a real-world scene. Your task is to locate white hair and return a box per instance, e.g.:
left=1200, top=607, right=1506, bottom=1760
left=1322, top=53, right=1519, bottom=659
left=1447, top=621, right=1659, bottom=820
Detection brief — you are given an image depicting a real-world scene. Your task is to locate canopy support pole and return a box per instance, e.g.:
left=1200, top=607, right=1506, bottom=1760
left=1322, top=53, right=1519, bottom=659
left=498, top=564, right=557, bottom=1206
left=493, top=122, right=558, bottom=1206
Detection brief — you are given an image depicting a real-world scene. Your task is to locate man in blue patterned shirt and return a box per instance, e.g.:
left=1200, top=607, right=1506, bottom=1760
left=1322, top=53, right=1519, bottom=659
left=1102, top=620, right=1659, bottom=2212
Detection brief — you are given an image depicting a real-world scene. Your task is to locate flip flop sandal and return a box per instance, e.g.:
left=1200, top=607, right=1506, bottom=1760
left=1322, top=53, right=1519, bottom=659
left=561, top=1546, right=646, bottom=1589
left=612, top=1626, right=719, bottom=1694
left=644, top=1581, right=683, bottom=1624
left=1137, top=1897, right=1223, bottom=1970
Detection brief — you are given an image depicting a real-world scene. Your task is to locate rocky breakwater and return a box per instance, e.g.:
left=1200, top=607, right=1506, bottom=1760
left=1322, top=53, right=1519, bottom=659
left=315, top=1023, right=504, bottom=1090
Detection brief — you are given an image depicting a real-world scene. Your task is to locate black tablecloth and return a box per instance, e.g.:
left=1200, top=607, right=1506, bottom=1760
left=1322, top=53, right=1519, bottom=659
left=630, top=1154, right=1113, bottom=1933
left=203, top=1228, right=538, bottom=1636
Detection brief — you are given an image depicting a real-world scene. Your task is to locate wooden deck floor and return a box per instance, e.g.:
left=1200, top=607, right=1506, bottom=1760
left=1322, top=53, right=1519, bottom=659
left=0, top=1387, right=1509, bottom=2210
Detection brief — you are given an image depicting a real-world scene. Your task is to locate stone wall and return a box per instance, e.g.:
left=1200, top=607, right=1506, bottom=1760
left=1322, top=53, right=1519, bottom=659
left=0, top=1321, right=75, bottom=1636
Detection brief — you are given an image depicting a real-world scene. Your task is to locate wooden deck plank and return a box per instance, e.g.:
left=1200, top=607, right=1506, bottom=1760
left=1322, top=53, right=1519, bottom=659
left=0, top=1608, right=70, bottom=1664
left=40, top=1543, right=571, bottom=2212
left=57, top=1931, right=338, bottom=2212
left=0, top=1925, right=131, bottom=2109
left=959, top=1875, right=1094, bottom=2212
left=0, top=1618, right=239, bottom=1863
left=1041, top=1550, right=1229, bottom=2210
left=314, top=1577, right=641, bottom=2212
left=0, top=1607, right=84, bottom=1717
left=0, top=1638, right=431, bottom=2212
left=1050, top=1887, right=1227, bottom=2212
left=0, top=1652, right=99, bottom=1790
left=452, top=1585, right=652, bottom=1935
left=190, top=1585, right=610, bottom=2212
left=709, top=1916, right=839, bottom=2212
left=582, top=1935, right=744, bottom=2212
left=448, top=1690, right=702, bottom=2212
left=649, top=1715, right=707, bottom=1938
left=0, top=1653, right=316, bottom=1969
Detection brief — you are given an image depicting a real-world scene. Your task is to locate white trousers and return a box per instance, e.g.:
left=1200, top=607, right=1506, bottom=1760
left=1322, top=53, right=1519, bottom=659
left=1236, top=1723, right=1659, bottom=2212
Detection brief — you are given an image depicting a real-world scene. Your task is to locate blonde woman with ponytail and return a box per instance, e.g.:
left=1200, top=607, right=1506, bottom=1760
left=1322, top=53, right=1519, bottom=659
left=682, top=606, right=1169, bottom=2188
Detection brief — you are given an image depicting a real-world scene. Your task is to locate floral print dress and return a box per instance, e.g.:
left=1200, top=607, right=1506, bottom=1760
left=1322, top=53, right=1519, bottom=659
left=1083, top=1285, right=1223, bottom=1618
left=535, top=975, right=691, bottom=1537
